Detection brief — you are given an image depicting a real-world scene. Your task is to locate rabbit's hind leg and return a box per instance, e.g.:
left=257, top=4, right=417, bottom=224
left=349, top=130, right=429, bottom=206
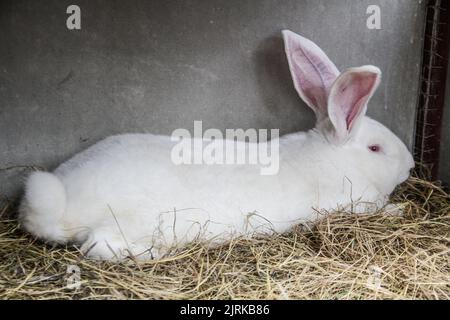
left=80, top=227, right=157, bottom=261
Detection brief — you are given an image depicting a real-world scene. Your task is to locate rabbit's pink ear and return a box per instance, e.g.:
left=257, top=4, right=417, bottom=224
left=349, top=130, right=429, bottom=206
left=328, top=66, right=381, bottom=143
left=282, top=30, right=339, bottom=119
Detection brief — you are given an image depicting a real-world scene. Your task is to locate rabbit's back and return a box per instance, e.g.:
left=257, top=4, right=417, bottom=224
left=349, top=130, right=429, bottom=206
left=52, top=134, right=305, bottom=245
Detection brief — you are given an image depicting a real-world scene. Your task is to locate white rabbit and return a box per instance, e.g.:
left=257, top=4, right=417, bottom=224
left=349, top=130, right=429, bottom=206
left=19, top=30, right=414, bottom=261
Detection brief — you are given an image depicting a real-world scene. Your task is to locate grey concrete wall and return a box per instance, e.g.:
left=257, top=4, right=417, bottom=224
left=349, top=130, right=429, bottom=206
left=440, top=64, right=450, bottom=185
left=0, top=0, right=425, bottom=200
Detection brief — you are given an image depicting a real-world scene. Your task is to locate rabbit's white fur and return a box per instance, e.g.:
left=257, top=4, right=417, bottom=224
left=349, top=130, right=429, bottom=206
left=19, top=31, right=414, bottom=260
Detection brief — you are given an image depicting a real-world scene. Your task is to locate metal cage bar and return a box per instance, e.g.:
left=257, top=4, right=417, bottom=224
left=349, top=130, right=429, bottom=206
left=414, top=0, right=450, bottom=180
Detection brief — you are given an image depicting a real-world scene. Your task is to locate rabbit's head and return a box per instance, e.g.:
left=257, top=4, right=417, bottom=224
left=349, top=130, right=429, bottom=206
left=282, top=30, right=414, bottom=195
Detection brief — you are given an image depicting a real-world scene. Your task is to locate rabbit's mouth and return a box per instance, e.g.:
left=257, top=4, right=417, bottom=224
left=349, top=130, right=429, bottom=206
left=397, top=154, right=415, bottom=184
left=398, top=169, right=413, bottom=184
left=398, top=173, right=410, bottom=184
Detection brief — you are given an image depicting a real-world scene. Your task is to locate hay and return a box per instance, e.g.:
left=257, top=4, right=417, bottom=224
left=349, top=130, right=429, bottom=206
left=0, top=176, right=449, bottom=300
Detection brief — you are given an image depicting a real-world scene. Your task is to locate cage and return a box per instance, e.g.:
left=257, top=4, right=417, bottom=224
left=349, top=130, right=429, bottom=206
left=0, top=0, right=449, bottom=300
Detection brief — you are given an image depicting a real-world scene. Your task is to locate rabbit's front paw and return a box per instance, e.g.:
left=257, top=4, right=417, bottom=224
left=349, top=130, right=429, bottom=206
left=384, top=203, right=407, bottom=216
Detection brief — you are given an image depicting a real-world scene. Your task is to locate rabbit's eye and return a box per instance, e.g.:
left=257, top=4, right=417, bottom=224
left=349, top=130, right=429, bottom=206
left=368, top=145, right=381, bottom=152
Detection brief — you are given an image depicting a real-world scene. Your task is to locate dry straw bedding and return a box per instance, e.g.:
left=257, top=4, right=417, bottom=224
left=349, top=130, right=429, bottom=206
left=0, top=176, right=449, bottom=299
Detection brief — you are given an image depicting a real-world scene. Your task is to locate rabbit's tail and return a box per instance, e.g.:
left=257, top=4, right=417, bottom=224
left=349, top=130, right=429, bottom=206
left=19, top=171, right=68, bottom=243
